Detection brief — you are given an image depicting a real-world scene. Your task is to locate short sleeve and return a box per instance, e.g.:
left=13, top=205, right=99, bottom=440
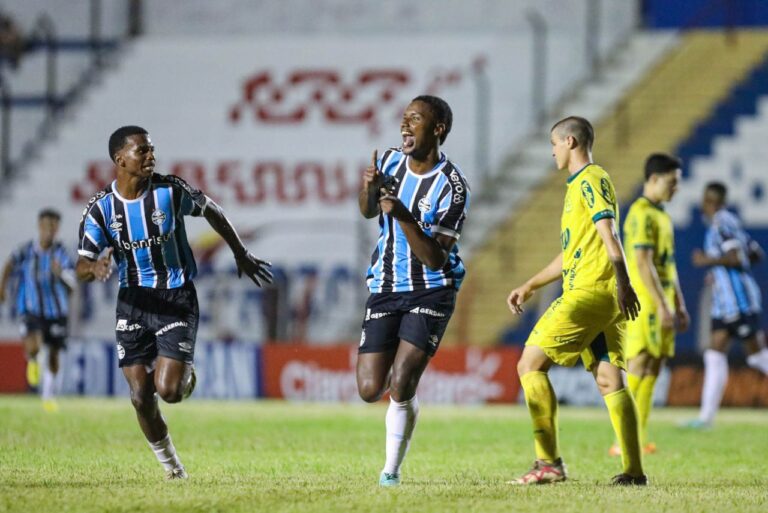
left=627, top=209, right=656, bottom=249
left=580, top=174, right=617, bottom=223
left=78, top=205, right=109, bottom=260
left=433, top=172, right=470, bottom=240
left=714, top=214, right=740, bottom=253
left=56, top=245, right=74, bottom=269
left=168, top=175, right=208, bottom=217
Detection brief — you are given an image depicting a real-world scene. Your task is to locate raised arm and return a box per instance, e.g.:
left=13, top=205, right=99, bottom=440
left=595, top=217, right=640, bottom=320
left=359, top=150, right=383, bottom=219
left=202, top=199, right=273, bottom=287
left=507, top=252, right=563, bottom=314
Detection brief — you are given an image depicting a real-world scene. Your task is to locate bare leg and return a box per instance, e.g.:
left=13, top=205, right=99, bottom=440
left=154, top=356, right=193, bottom=404
left=123, top=364, right=167, bottom=442
left=356, top=350, right=396, bottom=403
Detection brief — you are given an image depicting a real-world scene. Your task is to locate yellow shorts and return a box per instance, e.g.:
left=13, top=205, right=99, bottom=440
left=526, top=288, right=626, bottom=372
left=625, top=293, right=676, bottom=360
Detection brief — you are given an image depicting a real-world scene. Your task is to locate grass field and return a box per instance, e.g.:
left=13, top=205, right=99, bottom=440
left=1, top=396, right=766, bottom=513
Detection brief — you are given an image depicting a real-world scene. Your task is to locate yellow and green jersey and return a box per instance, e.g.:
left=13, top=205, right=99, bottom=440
left=560, top=163, right=620, bottom=294
left=623, top=196, right=677, bottom=302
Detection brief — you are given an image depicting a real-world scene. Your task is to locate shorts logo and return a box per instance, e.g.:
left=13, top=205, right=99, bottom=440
left=409, top=306, right=446, bottom=318
left=737, top=324, right=751, bottom=337
left=116, top=319, right=141, bottom=332
left=151, top=209, right=167, bottom=226
left=428, top=335, right=439, bottom=347
left=155, top=321, right=188, bottom=336
left=581, top=181, right=595, bottom=208
left=365, top=309, right=392, bottom=321
left=418, top=197, right=432, bottom=213
left=116, top=344, right=125, bottom=360
left=359, top=330, right=366, bottom=347
left=178, top=342, right=193, bottom=353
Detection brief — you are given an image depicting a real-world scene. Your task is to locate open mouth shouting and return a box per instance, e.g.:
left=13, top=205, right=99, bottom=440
left=402, top=131, right=416, bottom=153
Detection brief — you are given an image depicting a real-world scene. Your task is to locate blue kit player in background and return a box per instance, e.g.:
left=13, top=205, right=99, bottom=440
left=688, top=181, right=768, bottom=428
left=0, top=208, right=75, bottom=412
left=76, top=126, right=273, bottom=479
left=357, top=95, right=470, bottom=487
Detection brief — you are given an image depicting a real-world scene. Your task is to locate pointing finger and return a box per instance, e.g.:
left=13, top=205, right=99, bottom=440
left=371, top=150, right=379, bottom=171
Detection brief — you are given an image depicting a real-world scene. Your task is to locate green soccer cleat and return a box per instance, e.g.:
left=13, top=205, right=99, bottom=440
left=611, top=473, right=648, bottom=486
left=379, top=471, right=400, bottom=487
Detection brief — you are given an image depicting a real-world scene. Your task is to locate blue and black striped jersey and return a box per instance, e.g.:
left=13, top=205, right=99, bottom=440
left=77, top=174, right=208, bottom=289
left=10, top=241, right=73, bottom=319
left=704, top=209, right=762, bottom=320
left=366, top=149, right=470, bottom=293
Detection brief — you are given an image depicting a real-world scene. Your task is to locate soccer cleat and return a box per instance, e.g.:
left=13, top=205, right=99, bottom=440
left=165, top=466, right=189, bottom=480
left=608, top=443, right=622, bottom=457
left=508, top=459, right=567, bottom=485
left=27, top=361, right=40, bottom=387
left=611, top=473, right=648, bottom=486
left=682, top=419, right=711, bottom=430
left=182, top=367, right=196, bottom=401
left=379, top=471, right=400, bottom=487
left=42, top=400, right=59, bottom=413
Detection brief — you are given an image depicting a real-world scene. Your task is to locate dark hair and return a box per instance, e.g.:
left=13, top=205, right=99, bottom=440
left=644, top=153, right=681, bottom=181
left=108, top=125, right=148, bottom=162
left=705, top=181, right=727, bottom=202
left=38, top=208, right=61, bottom=221
left=412, top=95, right=452, bottom=144
left=551, top=116, right=594, bottom=151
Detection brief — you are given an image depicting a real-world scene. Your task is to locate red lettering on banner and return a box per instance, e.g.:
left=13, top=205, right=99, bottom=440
left=229, top=69, right=410, bottom=136
left=72, top=160, right=359, bottom=206
left=261, top=345, right=522, bottom=404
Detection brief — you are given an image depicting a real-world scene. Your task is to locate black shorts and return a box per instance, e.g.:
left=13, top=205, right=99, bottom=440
left=115, top=282, right=199, bottom=368
left=712, top=313, right=761, bottom=341
left=20, top=316, right=68, bottom=349
left=358, top=287, right=456, bottom=357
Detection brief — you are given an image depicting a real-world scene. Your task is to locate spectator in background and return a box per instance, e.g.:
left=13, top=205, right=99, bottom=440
left=0, top=11, right=24, bottom=69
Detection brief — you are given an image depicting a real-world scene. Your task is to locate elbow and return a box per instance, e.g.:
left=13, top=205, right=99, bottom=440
left=424, top=255, right=449, bottom=271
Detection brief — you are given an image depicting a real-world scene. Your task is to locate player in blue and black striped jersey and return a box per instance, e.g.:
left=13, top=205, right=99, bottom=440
left=356, top=96, right=470, bottom=487
left=75, top=126, right=272, bottom=479
left=0, top=208, right=75, bottom=411
left=688, top=181, right=768, bottom=428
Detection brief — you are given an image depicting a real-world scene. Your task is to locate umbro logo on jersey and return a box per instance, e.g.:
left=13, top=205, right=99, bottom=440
left=151, top=209, right=167, bottom=225
left=109, top=218, right=123, bottom=230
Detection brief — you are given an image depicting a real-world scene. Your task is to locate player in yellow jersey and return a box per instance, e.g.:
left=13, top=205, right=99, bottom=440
left=608, top=154, right=689, bottom=458
left=506, top=116, right=646, bottom=486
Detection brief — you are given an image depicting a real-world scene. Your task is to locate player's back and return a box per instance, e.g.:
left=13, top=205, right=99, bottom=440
left=560, top=164, right=619, bottom=295
left=623, top=197, right=676, bottom=302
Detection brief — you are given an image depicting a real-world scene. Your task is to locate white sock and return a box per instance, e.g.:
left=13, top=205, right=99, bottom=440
left=383, top=396, right=419, bottom=475
left=41, top=368, right=56, bottom=401
left=699, top=349, right=729, bottom=424
left=148, top=434, right=183, bottom=471
left=746, top=348, right=768, bottom=375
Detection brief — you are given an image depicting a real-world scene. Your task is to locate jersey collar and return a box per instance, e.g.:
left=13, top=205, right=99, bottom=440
left=405, top=152, right=447, bottom=178
left=112, top=178, right=151, bottom=203
left=566, top=162, right=592, bottom=184
left=642, top=196, right=665, bottom=211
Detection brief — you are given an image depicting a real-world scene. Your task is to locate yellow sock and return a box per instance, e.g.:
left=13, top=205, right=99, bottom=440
left=520, top=371, right=559, bottom=463
left=627, top=372, right=642, bottom=398
left=26, top=360, right=40, bottom=387
left=604, top=388, right=643, bottom=476
left=634, top=375, right=657, bottom=446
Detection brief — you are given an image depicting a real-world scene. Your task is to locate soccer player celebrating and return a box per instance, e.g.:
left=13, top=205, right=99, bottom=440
left=76, top=126, right=272, bottom=479
left=357, top=96, right=470, bottom=487
left=609, top=154, right=689, bottom=457
left=0, top=209, right=75, bottom=411
left=506, top=116, right=646, bottom=486
left=687, top=181, right=768, bottom=428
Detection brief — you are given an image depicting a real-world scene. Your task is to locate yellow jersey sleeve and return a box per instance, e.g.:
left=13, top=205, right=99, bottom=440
left=625, top=203, right=657, bottom=250
left=577, top=172, right=618, bottom=224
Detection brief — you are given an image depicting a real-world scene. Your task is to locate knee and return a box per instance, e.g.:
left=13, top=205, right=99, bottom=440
left=595, top=372, right=622, bottom=396
left=517, top=358, right=540, bottom=378
left=358, top=379, right=385, bottom=403
left=156, top=383, right=183, bottom=404
left=130, top=388, right=157, bottom=413
left=388, top=372, right=416, bottom=403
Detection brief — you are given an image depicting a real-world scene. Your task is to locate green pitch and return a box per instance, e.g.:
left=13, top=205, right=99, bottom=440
left=1, top=397, right=766, bottom=513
